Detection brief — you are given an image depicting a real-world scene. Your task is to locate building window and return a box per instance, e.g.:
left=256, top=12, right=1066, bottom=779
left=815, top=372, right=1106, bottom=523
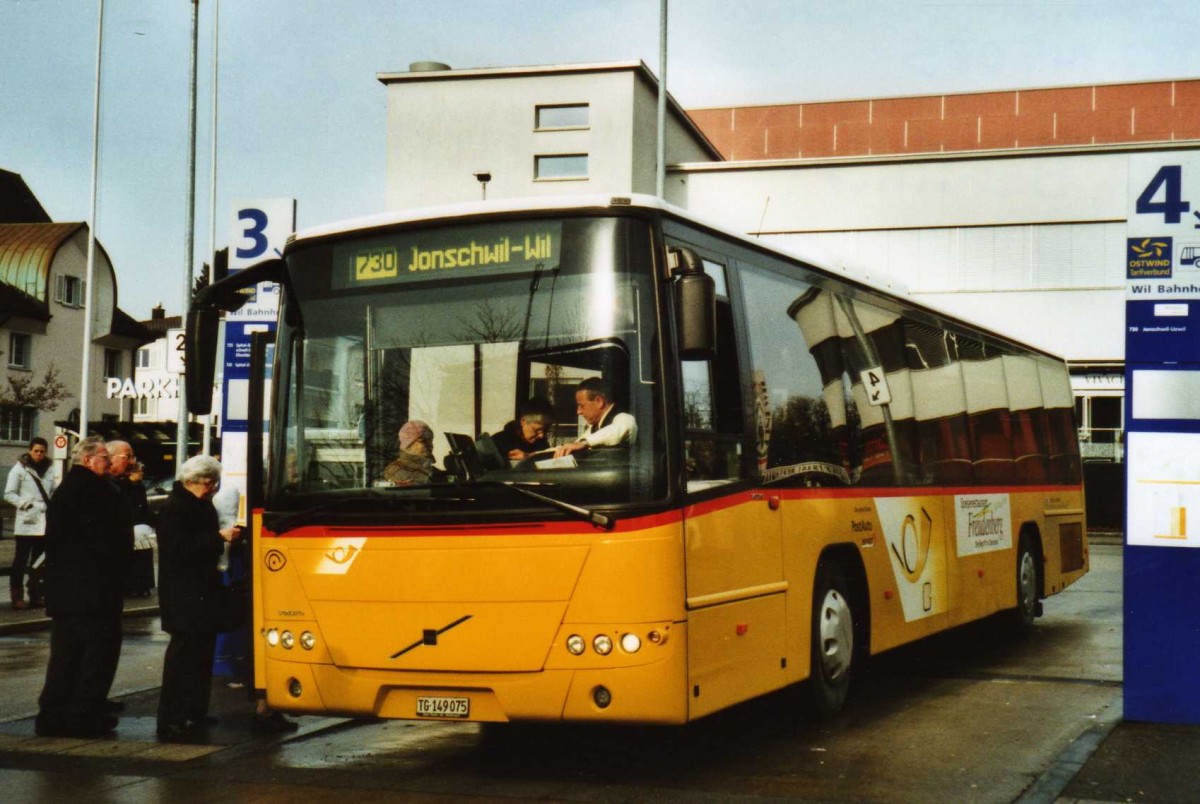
left=136, top=346, right=153, bottom=369
left=137, top=396, right=149, bottom=415
left=535, top=154, right=589, bottom=181
left=0, top=407, right=34, bottom=443
left=8, top=333, right=31, bottom=369
left=104, top=348, right=122, bottom=378
left=536, top=104, right=589, bottom=130
left=55, top=275, right=86, bottom=307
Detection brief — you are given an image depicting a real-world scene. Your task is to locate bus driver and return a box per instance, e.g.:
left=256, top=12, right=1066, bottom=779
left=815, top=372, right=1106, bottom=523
left=553, top=378, right=637, bottom=458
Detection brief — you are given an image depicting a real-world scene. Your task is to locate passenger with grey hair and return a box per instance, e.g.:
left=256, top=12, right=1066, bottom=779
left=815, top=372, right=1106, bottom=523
left=35, top=435, right=130, bottom=738
left=155, top=454, right=242, bottom=741
left=490, top=398, right=555, bottom=461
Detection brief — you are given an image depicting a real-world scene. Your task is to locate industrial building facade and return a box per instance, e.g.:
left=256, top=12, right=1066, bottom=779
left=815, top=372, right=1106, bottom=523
left=378, top=63, right=1200, bottom=496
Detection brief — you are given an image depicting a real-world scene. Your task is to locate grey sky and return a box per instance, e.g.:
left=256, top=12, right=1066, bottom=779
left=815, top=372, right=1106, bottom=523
left=1, top=0, right=1194, bottom=319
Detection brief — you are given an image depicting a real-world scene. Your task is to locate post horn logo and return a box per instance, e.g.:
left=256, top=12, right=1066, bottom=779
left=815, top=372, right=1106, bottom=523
left=325, top=545, right=358, bottom=564
left=890, top=508, right=932, bottom=583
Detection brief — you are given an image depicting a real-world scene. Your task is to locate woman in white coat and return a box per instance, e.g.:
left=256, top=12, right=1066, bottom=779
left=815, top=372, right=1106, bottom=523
left=4, top=437, right=56, bottom=609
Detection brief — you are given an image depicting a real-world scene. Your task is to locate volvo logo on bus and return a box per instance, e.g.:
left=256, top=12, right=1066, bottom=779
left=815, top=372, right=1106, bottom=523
left=390, top=615, right=473, bottom=659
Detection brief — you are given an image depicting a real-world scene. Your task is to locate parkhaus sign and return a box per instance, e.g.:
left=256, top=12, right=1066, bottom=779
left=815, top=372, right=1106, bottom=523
left=104, top=376, right=179, bottom=400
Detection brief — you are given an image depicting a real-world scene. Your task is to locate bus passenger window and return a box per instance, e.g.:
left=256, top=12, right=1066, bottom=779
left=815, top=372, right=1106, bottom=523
left=743, top=267, right=852, bottom=487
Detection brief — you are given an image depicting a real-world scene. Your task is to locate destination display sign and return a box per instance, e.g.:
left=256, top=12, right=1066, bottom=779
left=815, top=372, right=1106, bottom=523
left=332, top=221, right=562, bottom=289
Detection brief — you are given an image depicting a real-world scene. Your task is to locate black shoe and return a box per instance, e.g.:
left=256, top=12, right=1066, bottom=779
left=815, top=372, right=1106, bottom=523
left=34, top=718, right=69, bottom=738
left=105, top=699, right=125, bottom=713
left=252, top=712, right=299, bottom=733
left=156, top=721, right=200, bottom=742
left=66, top=714, right=118, bottom=738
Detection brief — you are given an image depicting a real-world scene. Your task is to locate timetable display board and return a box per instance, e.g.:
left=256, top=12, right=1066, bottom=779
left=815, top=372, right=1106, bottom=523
left=1125, top=154, right=1200, bottom=724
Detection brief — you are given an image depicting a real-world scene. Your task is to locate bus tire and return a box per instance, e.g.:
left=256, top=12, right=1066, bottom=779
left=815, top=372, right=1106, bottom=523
left=1007, top=533, right=1041, bottom=635
left=807, top=560, right=854, bottom=716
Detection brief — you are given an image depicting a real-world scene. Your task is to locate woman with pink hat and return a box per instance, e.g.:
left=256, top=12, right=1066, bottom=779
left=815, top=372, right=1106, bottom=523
left=384, top=420, right=440, bottom=485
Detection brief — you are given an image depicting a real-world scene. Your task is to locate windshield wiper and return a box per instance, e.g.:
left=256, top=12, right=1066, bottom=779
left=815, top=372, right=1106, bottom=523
left=468, top=480, right=615, bottom=530
left=268, top=486, right=469, bottom=534
left=267, top=481, right=613, bottom=534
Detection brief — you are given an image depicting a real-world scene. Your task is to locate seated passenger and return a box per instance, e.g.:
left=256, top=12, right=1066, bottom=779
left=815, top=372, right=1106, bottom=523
left=553, top=378, right=637, bottom=458
left=384, top=420, right=440, bottom=485
left=491, top=399, right=554, bottom=461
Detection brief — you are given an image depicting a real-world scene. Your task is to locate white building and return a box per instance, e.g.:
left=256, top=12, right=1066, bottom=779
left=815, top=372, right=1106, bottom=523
left=0, top=170, right=151, bottom=469
left=377, top=62, right=1200, bottom=480
left=375, top=60, right=1200, bottom=525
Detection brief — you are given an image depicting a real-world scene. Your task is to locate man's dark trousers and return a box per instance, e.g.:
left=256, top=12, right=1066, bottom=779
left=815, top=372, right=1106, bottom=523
left=35, top=613, right=121, bottom=732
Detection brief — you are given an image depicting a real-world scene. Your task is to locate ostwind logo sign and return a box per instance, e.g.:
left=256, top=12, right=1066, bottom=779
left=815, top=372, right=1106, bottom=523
left=1127, top=237, right=1173, bottom=278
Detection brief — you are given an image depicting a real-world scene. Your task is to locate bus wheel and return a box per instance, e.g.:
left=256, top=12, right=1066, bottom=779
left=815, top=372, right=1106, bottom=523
left=807, top=560, right=854, bottom=716
left=1008, top=534, right=1041, bottom=635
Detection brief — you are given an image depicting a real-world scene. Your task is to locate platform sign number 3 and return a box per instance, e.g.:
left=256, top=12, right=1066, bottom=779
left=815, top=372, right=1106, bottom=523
left=229, top=198, right=296, bottom=272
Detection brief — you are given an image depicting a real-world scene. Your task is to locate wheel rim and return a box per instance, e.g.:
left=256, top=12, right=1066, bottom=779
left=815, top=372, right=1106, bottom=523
left=1017, top=551, right=1037, bottom=616
left=817, top=587, right=853, bottom=681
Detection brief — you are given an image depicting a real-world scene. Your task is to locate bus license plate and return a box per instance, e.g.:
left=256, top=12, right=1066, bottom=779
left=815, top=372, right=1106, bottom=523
left=416, top=696, right=470, bottom=718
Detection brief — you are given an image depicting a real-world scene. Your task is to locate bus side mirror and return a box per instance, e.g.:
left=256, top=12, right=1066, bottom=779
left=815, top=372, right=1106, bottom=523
left=185, top=307, right=219, bottom=415
left=670, top=247, right=716, bottom=360
left=184, top=257, right=286, bottom=416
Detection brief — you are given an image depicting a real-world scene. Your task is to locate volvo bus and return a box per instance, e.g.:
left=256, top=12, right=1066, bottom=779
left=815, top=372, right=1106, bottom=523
left=187, top=194, right=1087, bottom=724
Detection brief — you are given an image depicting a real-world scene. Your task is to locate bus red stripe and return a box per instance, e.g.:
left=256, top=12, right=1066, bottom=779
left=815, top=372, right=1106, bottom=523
left=256, top=482, right=1078, bottom=539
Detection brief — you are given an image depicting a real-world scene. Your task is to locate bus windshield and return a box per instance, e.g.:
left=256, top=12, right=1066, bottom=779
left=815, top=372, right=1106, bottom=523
left=269, top=215, right=666, bottom=517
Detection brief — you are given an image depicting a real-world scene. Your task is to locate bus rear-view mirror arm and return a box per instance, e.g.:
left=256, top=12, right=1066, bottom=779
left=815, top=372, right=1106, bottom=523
left=669, top=246, right=716, bottom=360
left=186, top=258, right=286, bottom=416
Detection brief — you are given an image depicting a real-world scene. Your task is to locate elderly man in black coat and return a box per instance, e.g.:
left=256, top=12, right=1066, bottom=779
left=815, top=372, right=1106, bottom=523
left=34, top=436, right=132, bottom=737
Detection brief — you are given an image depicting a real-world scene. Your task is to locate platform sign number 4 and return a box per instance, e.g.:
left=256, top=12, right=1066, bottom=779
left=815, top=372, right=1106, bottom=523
left=861, top=367, right=892, bottom=406
left=1135, top=165, right=1199, bottom=228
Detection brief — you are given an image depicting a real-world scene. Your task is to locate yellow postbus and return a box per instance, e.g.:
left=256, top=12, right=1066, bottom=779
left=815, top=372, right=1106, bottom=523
left=188, top=194, right=1087, bottom=724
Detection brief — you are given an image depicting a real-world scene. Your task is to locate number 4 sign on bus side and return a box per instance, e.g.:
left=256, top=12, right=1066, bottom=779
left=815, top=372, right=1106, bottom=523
left=861, top=367, right=892, bottom=406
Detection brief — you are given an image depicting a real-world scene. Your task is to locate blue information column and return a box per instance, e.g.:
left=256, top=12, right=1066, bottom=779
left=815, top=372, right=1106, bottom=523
left=1124, top=155, right=1200, bottom=724
left=214, top=198, right=292, bottom=680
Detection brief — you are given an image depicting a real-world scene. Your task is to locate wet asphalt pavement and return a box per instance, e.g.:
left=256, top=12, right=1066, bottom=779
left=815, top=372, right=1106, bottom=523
left=0, top=540, right=1197, bottom=802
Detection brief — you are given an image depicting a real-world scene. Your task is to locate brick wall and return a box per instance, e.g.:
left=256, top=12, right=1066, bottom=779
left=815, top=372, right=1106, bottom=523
left=688, top=79, right=1200, bottom=161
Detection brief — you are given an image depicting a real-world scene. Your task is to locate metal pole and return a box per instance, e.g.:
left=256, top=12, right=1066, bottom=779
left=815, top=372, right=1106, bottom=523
left=202, top=0, right=220, bottom=457
left=176, top=0, right=200, bottom=468
left=80, top=0, right=106, bottom=440
left=656, top=0, right=668, bottom=199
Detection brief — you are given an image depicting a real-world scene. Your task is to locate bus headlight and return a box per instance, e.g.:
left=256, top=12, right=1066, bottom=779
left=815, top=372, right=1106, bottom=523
left=593, top=634, right=613, bottom=655
left=566, top=634, right=586, bottom=655
left=300, top=631, right=316, bottom=650
left=280, top=630, right=295, bottom=649
left=266, top=628, right=280, bottom=647
left=620, top=633, right=641, bottom=653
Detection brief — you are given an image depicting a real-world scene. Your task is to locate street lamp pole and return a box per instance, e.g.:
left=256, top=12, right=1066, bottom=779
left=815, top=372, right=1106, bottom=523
left=202, top=0, right=220, bottom=457
left=80, top=0, right=107, bottom=440
left=656, top=0, right=668, bottom=199
left=176, top=0, right=200, bottom=468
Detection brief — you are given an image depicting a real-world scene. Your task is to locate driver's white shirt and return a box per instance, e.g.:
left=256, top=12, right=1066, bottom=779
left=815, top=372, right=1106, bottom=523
left=580, top=405, right=637, bottom=448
